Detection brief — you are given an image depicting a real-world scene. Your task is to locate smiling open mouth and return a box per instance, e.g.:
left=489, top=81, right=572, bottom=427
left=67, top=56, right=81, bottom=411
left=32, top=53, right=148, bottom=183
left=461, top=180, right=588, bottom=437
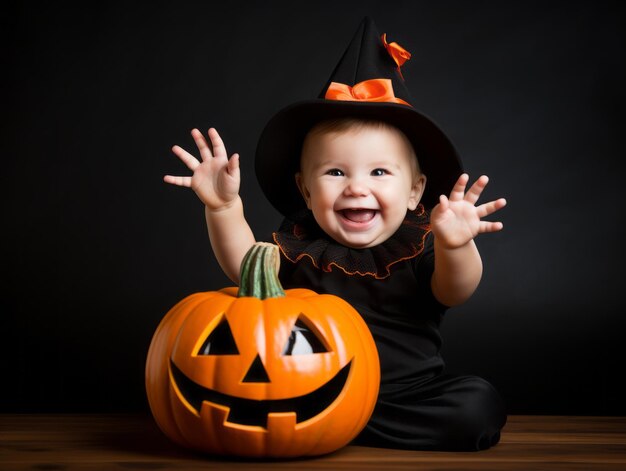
left=170, top=359, right=352, bottom=428
left=340, top=209, right=378, bottom=223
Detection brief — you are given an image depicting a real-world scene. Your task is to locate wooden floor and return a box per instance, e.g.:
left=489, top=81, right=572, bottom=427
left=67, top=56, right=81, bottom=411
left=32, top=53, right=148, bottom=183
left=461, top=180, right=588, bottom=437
left=1, top=414, right=626, bottom=470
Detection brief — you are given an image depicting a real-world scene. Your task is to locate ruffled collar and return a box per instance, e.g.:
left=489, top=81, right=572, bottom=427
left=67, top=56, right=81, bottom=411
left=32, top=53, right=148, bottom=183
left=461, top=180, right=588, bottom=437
left=272, top=204, right=431, bottom=279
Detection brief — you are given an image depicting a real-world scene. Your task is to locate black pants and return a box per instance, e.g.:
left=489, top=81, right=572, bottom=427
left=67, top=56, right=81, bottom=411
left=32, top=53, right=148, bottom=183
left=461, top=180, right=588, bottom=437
left=352, top=375, right=507, bottom=451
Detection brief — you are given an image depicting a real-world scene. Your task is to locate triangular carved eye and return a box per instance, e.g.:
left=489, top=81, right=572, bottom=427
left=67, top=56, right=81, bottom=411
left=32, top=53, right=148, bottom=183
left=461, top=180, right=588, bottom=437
left=281, top=316, right=329, bottom=355
left=197, top=317, right=239, bottom=355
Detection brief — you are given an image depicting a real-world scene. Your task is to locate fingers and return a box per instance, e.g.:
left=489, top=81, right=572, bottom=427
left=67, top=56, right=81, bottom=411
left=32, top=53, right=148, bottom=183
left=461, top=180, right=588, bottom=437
left=448, top=173, right=469, bottom=201
left=438, top=193, right=449, bottom=212
left=464, top=175, right=489, bottom=205
left=447, top=174, right=500, bottom=207
left=207, top=128, right=228, bottom=158
left=163, top=175, right=192, bottom=187
left=164, top=144, right=200, bottom=186
left=190, top=127, right=229, bottom=160
left=165, top=127, right=237, bottom=189
left=479, top=221, right=504, bottom=233
left=171, top=145, right=200, bottom=171
left=476, top=197, right=507, bottom=218
left=443, top=174, right=507, bottom=234
left=227, top=153, right=240, bottom=176
left=191, top=128, right=214, bottom=161
left=477, top=198, right=506, bottom=233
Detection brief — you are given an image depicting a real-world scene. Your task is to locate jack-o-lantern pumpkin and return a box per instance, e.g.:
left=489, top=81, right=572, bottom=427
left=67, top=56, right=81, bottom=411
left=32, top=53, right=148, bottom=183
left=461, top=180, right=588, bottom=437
left=145, top=243, right=379, bottom=457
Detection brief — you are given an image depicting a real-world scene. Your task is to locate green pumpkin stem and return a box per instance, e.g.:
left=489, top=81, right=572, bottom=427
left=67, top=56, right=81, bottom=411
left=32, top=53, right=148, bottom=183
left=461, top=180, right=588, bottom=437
left=238, top=243, right=285, bottom=299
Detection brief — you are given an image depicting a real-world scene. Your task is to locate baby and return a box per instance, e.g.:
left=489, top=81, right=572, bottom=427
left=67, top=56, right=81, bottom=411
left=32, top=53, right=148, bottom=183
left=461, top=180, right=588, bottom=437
left=164, top=17, right=508, bottom=451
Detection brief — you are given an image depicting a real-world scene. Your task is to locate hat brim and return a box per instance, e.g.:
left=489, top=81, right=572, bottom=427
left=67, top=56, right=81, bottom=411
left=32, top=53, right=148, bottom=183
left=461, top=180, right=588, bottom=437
left=255, top=99, right=463, bottom=217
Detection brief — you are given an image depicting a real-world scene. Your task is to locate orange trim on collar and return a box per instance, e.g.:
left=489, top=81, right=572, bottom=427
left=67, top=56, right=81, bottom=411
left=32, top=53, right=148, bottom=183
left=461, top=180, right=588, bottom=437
left=272, top=229, right=430, bottom=280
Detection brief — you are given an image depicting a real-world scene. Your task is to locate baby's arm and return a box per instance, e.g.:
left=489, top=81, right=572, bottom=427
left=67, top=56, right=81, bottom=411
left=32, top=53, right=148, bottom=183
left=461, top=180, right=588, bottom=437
left=429, top=174, right=506, bottom=307
left=164, top=128, right=255, bottom=283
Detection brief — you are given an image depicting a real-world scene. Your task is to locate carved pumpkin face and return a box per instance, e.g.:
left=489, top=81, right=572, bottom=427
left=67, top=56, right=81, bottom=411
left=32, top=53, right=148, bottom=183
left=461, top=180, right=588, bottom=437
left=146, top=244, right=379, bottom=457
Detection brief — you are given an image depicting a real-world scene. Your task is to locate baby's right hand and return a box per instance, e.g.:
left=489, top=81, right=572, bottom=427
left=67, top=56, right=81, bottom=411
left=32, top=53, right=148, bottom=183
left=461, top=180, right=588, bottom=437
left=164, top=128, right=240, bottom=211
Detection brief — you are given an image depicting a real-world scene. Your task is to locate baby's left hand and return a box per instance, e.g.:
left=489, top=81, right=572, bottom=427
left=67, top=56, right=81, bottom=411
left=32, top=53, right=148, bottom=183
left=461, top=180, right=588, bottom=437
left=430, top=174, right=507, bottom=249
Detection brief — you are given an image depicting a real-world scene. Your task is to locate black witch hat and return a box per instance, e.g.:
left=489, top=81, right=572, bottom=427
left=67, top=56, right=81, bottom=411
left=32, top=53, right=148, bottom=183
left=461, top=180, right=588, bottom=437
left=255, top=17, right=462, bottom=217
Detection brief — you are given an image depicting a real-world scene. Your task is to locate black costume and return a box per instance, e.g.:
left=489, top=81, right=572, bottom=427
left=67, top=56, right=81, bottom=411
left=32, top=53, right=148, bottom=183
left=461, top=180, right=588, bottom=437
left=273, top=207, right=507, bottom=451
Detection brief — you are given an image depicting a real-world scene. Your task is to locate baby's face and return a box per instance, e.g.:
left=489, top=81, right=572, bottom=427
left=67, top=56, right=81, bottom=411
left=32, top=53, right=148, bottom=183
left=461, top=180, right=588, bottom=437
left=296, top=125, right=426, bottom=249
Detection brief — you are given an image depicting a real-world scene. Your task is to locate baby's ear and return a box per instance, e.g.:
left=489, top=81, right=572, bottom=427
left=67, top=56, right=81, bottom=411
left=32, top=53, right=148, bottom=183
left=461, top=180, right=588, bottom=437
left=408, top=174, right=427, bottom=210
left=295, top=173, right=311, bottom=209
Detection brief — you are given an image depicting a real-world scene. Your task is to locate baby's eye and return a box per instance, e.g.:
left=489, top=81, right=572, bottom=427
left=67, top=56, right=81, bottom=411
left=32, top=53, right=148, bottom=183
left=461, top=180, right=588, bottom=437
left=371, top=168, right=389, bottom=176
left=326, top=168, right=344, bottom=177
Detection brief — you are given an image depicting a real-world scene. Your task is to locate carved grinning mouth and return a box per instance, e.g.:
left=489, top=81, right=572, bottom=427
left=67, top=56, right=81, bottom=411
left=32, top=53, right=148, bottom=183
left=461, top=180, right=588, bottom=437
left=170, top=359, right=352, bottom=428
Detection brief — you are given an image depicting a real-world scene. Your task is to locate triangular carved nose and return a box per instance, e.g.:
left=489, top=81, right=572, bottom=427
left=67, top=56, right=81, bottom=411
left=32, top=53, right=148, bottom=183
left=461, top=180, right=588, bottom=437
left=242, top=354, right=270, bottom=383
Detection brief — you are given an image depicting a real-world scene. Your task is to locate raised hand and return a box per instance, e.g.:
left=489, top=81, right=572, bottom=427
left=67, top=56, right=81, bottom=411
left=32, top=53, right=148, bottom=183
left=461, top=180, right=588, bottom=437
left=164, top=128, right=240, bottom=211
left=430, top=174, right=506, bottom=249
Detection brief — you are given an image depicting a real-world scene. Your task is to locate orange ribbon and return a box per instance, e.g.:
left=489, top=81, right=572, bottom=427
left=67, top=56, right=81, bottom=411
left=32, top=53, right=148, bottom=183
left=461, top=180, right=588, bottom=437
left=325, top=79, right=411, bottom=106
left=382, top=33, right=411, bottom=80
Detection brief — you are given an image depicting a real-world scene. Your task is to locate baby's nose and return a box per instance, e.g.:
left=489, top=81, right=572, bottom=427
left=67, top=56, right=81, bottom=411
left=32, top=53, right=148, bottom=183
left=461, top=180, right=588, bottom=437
left=343, top=178, right=370, bottom=197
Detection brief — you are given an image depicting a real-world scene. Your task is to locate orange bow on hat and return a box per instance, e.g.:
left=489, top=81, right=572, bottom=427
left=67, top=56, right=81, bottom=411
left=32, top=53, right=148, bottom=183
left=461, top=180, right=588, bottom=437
left=325, top=79, right=411, bottom=106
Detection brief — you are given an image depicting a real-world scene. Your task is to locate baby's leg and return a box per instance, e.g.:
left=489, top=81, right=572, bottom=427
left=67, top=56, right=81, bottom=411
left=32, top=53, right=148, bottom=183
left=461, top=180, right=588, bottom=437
left=353, top=375, right=507, bottom=451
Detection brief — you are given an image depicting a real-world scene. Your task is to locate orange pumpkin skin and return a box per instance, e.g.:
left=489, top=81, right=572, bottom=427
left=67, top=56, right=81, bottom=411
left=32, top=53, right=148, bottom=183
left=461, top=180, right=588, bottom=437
left=145, top=244, right=380, bottom=457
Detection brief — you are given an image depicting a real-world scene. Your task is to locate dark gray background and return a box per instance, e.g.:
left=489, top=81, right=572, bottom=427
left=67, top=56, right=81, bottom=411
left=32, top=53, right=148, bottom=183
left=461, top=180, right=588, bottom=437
left=3, top=0, right=625, bottom=414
